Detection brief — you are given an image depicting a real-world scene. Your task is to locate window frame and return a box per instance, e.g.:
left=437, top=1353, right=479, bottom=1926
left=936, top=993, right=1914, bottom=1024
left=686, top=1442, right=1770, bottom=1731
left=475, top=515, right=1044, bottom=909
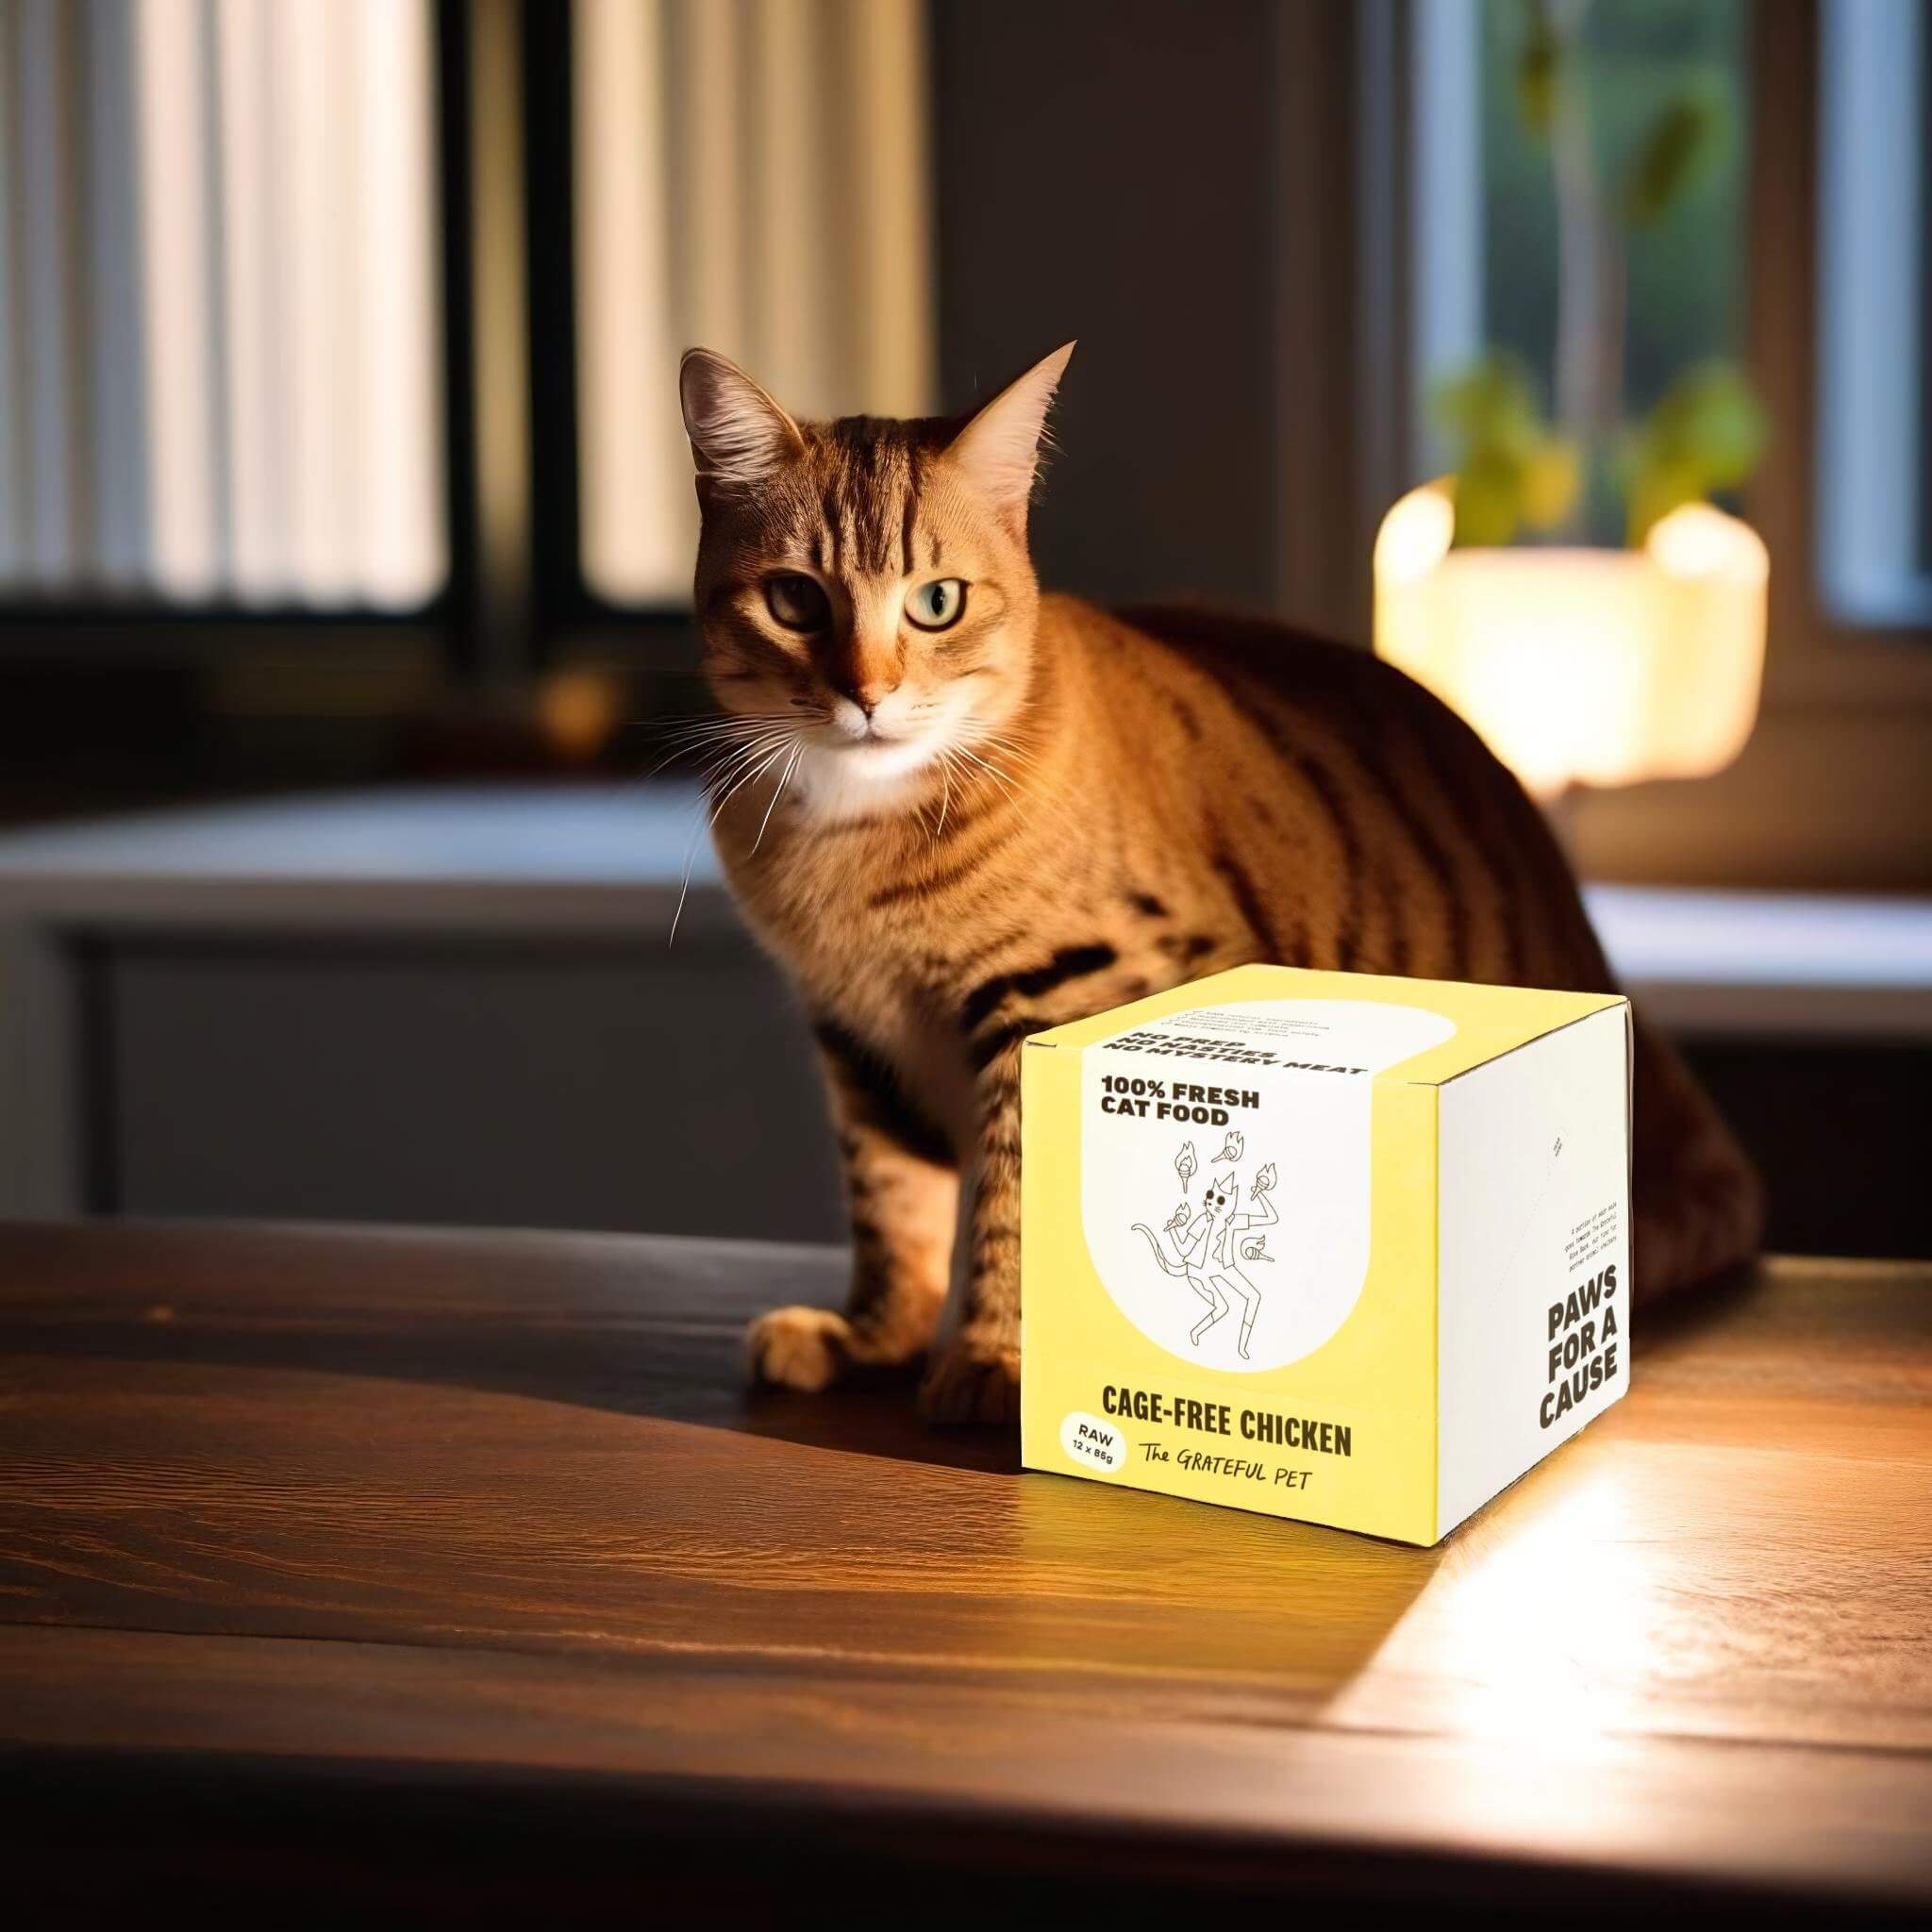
left=1750, top=0, right=1932, bottom=703
left=517, top=0, right=696, bottom=676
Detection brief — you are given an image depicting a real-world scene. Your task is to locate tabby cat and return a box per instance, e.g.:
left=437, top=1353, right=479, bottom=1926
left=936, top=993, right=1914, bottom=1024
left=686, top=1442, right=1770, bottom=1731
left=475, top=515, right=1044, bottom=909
left=677, top=342, right=1762, bottom=1423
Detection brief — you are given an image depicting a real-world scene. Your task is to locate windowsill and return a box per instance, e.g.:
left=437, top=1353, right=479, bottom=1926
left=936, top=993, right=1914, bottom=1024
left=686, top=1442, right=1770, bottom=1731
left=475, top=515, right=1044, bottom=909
left=1566, top=706, right=1932, bottom=895
left=0, top=783, right=1926, bottom=1039
left=1582, top=880, right=1932, bottom=1039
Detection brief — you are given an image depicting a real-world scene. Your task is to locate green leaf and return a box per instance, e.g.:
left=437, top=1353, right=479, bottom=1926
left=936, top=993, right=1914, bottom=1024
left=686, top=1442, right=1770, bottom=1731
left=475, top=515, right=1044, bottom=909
left=1622, top=85, right=1728, bottom=226
left=1624, top=457, right=1704, bottom=546
left=1514, top=0, right=1563, bottom=138
left=1640, top=361, right=1768, bottom=481
left=1454, top=450, right=1524, bottom=549
left=1521, top=438, right=1580, bottom=529
left=1432, top=352, right=1578, bottom=547
left=1430, top=353, right=1543, bottom=460
left=1621, top=361, right=1769, bottom=541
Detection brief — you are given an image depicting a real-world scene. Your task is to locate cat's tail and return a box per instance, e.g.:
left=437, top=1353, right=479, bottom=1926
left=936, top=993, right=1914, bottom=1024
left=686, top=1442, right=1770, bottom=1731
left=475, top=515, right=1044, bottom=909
left=1631, top=1015, right=1764, bottom=1305
left=1131, top=1224, right=1189, bottom=1276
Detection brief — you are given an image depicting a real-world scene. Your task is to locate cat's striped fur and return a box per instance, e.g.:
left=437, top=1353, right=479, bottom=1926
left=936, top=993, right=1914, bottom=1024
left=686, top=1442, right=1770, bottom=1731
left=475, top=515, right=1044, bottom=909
left=678, top=344, right=1762, bottom=1422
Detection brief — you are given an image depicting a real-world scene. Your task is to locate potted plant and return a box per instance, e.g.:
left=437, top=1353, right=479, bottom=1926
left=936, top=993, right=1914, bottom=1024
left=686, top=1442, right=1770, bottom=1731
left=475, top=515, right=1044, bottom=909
left=1374, top=0, right=1769, bottom=802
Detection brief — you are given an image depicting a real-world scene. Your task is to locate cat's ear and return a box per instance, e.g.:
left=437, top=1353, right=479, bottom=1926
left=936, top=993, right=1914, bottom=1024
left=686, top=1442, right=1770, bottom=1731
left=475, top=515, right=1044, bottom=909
left=679, top=348, right=805, bottom=492
left=945, top=341, right=1075, bottom=521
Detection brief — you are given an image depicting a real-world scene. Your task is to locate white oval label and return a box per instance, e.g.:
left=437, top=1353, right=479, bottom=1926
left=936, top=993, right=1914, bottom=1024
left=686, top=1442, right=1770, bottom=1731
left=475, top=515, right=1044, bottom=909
left=1059, top=1409, right=1128, bottom=1473
left=1079, top=997, right=1457, bottom=1373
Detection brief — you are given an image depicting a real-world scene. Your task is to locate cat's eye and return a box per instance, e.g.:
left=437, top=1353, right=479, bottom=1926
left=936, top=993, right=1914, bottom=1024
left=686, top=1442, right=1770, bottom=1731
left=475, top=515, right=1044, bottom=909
left=765, top=573, right=830, bottom=632
left=906, top=577, right=967, bottom=631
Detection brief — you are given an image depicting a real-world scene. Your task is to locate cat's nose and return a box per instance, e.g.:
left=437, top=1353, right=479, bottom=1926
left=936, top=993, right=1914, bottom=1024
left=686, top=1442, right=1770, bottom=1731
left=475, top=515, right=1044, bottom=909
left=830, top=675, right=898, bottom=716
left=829, top=689, right=894, bottom=741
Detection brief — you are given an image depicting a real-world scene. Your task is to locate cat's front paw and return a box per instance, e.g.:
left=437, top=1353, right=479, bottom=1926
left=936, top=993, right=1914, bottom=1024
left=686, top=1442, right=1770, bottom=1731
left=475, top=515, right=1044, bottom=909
left=919, top=1335, right=1020, bottom=1425
left=747, top=1305, right=853, bottom=1392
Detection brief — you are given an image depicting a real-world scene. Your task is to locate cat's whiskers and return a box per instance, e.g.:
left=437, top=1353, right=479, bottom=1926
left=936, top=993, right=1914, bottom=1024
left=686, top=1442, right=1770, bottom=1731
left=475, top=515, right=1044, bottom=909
left=909, top=746, right=955, bottom=844
left=948, top=741, right=1021, bottom=806
left=751, top=741, right=805, bottom=854
left=648, top=710, right=794, bottom=779
left=672, top=725, right=774, bottom=760
left=970, top=726, right=1084, bottom=839
left=688, top=737, right=790, bottom=808
left=933, top=747, right=956, bottom=840
left=654, top=704, right=788, bottom=741
left=972, top=725, right=1055, bottom=783
left=664, top=717, right=791, bottom=758
left=668, top=731, right=796, bottom=946
left=951, top=734, right=1083, bottom=842
left=702, top=728, right=796, bottom=803
left=697, top=722, right=787, bottom=764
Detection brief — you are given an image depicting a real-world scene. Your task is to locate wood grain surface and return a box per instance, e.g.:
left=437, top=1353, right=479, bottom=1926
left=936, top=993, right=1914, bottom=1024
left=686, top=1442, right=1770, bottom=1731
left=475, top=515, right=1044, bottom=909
left=2, top=1220, right=1928, bottom=1921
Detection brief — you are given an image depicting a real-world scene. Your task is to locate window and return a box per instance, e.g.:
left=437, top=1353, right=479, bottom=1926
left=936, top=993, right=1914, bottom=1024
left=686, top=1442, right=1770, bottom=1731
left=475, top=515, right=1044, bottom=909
left=0, top=0, right=444, bottom=609
left=1480, top=0, right=1748, bottom=423
left=0, top=2, right=936, bottom=653
left=570, top=0, right=935, bottom=608
left=1409, top=0, right=1752, bottom=502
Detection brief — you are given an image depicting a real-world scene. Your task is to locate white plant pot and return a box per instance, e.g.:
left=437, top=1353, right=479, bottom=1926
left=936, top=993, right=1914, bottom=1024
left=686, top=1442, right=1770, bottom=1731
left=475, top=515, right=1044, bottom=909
left=1373, top=481, right=1768, bottom=801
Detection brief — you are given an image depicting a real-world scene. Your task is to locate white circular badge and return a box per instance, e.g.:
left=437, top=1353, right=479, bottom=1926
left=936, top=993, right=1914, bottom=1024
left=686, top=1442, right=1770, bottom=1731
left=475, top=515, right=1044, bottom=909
left=1078, top=998, right=1456, bottom=1373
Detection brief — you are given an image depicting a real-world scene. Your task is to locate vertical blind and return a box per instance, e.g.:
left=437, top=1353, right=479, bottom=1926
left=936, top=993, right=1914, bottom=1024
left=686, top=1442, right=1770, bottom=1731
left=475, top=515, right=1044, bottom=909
left=0, top=0, right=444, bottom=608
left=574, top=0, right=936, bottom=605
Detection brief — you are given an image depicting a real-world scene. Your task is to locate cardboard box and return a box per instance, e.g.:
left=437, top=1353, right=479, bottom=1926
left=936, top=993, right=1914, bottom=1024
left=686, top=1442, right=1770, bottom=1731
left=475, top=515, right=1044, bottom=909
left=1020, top=965, right=1632, bottom=1544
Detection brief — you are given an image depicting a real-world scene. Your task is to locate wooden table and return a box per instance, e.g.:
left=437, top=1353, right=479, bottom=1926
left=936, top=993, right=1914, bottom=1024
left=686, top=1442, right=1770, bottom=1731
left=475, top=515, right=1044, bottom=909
left=3, top=1223, right=1928, bottom=1921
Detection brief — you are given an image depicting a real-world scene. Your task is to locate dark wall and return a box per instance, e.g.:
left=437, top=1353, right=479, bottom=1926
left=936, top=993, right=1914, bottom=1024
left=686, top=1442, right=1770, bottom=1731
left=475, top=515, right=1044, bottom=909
left=1684, top=1040, right=1932, bottom=1261
left=79, top=932, right=843, bottom=1243
left=931, top=0, right=1281, bottom=608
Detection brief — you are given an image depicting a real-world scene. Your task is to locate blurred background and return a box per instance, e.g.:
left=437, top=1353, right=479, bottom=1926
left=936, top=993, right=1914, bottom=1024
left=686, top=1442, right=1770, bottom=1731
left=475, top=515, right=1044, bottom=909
left=0, top=0, right=1925, bottom=1258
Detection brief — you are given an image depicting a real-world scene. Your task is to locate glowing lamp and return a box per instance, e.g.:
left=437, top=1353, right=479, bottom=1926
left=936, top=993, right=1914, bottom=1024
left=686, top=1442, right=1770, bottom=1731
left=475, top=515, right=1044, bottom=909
left=1373, top=481, right=1767, bottom=800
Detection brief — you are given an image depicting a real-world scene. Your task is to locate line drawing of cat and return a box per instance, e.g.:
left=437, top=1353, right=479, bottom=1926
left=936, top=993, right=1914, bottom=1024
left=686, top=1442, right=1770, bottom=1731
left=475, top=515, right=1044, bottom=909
left=1130, top=1194, right=1229, bottom=1344
left=1201, top=1163, right=1278, bottom=1359
left=1133, top=1156, right=1283, bottom=1357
